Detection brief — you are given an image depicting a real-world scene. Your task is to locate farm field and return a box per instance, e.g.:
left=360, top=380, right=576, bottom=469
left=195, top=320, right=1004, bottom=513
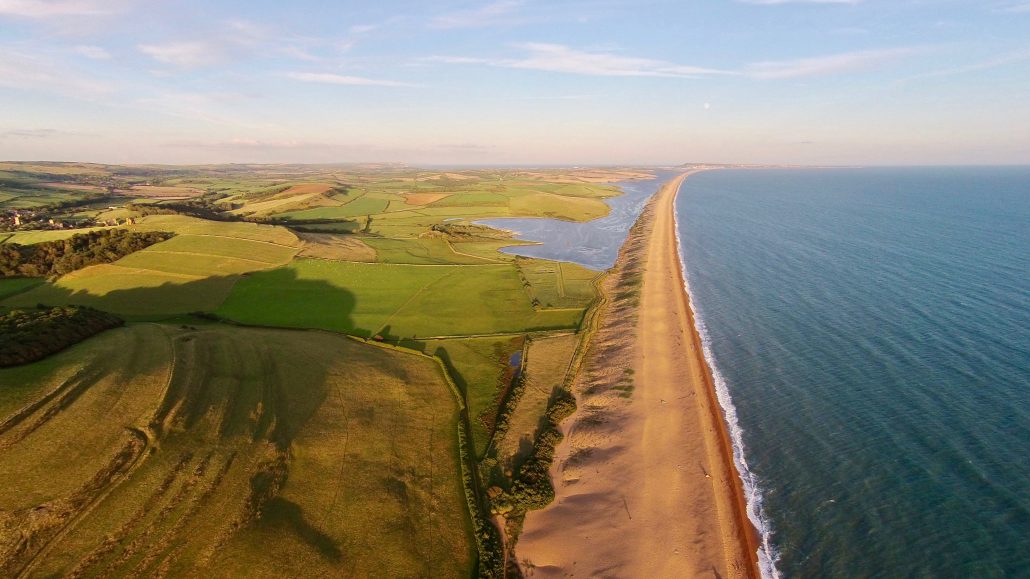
left=216, top=259, right=587, bottom=338
left=419, top=336, right=526, bottom=457
left=0, top=324, right=472, bottom=577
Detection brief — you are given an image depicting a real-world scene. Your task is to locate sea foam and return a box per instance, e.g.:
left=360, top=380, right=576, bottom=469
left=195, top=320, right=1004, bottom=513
left=672, top=181, right=781, bottom=579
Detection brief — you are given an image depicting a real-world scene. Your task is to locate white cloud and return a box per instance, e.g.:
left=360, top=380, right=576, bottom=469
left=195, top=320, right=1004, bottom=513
left=139, top=41, right=219, bottom=68
left=745, top=48, right=914, bottom=79
left=430, top=0, right=523, bottom=29
left=427, top=43, right=732, bottom=78
left=73, top=44, right=110, bottom=59
left=285, top=71, right=416, bottom=87
left=996, top=2, right=1030, bottom=12
left=0, top=0, right=110, bottom=18
left=0, top=45, right=112, bottom=95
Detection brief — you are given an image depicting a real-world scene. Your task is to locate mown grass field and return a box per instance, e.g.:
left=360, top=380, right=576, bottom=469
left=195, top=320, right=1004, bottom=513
left=0, top=324, right=472, bottom=578
left=216, top=259, right=586, bottom=338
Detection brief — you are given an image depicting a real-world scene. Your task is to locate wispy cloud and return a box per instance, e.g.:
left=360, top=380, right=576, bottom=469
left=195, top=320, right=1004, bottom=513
left=0, top=0, right=110, bottom=18
left=285, top=71, right=416, bottom=87
left=898, top=49, right=1030, bottom=83
left=995, top=2, right=1030, bottom=12
left=426, top=43, right=732, bottom=78
left=745, top=48, right=915, bottom=79
left=430, top=0, right=523, bottom=29
left=73, top=44, right=110, bottom=59
left=163, top=138, right=325, bottom=150
left=0, top=45, right=112, bottom=95
left=139, top=41, right=221, bottom=68
left=1, top=128, right=58, bottom=138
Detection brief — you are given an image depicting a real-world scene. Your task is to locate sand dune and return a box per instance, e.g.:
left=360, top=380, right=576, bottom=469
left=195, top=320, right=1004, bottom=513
left=517, top=172, right=759, bottom=578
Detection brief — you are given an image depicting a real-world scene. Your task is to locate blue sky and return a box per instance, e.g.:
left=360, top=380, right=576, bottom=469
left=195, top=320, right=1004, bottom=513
left=1, top=0, right=1028, bottom=165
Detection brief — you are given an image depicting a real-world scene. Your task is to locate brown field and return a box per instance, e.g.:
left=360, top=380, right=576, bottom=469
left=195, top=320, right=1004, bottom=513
left=279, top=183, right=335, bottom=196
left=404, top=193, right=452, bottom=205
left=296, top=232, right=377, bottom=262
left=42, top=183, right=107, bottom=192
left=126, top=185, right=205, bottom=198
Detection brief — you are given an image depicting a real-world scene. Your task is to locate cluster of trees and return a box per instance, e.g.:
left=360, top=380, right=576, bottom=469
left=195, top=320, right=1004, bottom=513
left=0, top=306, right=123, bottom=367
left=128, top=199, right=241, bottom=222
left=0, top=229, right=172, bottom=278
left=489, top=388, right=577, bottom=515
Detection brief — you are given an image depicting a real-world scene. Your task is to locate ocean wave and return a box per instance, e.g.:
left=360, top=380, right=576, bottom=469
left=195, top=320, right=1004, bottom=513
left=672, top=184, right=781, bottom=579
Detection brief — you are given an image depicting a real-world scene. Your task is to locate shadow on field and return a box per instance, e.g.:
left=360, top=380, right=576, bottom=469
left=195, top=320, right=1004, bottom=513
left=260, top=497, right=343, bottom=562
left=6, top=268, right=357, bottom=333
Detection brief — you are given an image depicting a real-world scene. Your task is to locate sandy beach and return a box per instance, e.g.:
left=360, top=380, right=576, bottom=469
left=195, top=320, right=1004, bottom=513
left=517, top=172, right=760, bottom=578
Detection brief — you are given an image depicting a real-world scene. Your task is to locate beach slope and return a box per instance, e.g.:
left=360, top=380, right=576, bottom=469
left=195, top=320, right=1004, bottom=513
left=517, top=172, right=759, bottom=577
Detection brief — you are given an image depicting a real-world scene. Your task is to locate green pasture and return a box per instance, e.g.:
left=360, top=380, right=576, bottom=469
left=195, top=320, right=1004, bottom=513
left=217, top=259, right=586, bottom=338
left=421, top=336, right=525, bottom=457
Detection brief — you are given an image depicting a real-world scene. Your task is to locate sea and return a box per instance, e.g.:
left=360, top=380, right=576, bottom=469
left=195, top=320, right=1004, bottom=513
left=487, top=167, right=1030, bottom=578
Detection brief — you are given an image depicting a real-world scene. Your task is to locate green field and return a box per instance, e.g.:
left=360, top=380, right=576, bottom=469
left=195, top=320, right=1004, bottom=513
left=216, top=259, right=586, bottom=338
left=421, top=336, right=525, bottom=457
left=0, top=278, right=42, bottom=301
left=0, top=324, right=472, bottom=577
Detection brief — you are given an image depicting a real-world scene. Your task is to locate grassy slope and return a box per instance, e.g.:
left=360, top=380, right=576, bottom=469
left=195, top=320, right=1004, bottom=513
left=0, top=278, right=43, bottom=301
left=0, top=324, right=471, bottom=578
left=3, top=216, right=300, bottom=317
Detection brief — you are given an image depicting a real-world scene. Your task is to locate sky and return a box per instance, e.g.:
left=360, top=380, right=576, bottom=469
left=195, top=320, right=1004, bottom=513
left=1, top=0, right=1029, bottom=166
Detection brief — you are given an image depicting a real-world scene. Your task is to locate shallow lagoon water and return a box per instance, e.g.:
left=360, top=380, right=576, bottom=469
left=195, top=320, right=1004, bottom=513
left=475, top=169, right=680, bottom=270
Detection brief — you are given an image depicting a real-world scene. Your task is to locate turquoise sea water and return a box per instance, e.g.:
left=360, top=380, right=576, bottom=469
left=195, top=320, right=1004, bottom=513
left=675, top=168, right=1030, bottom=578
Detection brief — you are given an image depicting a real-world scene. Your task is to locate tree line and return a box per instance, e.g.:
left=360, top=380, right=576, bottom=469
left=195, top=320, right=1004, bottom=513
left=0, top=306, right=124, bottom=367
left=0, top=229, right=172, bottom=278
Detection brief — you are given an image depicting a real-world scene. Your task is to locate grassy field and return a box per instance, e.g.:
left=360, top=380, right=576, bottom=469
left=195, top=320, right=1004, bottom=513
left=0, top=324, right=472, bottom=577
left=3, top=216, right=301, bottom=316
left=420, top=336, right=525, bottom=457
left=216, top=259, right=587, bottom=338
left=518, top=258, right=600, bottom=309
left=494, top=334, right=580, bottom=470
left=0, top=278, right=43, bottom=301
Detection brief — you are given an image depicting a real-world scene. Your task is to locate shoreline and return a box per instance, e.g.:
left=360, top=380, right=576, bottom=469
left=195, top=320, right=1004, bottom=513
left=516, top=171, right=760, bottom=577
